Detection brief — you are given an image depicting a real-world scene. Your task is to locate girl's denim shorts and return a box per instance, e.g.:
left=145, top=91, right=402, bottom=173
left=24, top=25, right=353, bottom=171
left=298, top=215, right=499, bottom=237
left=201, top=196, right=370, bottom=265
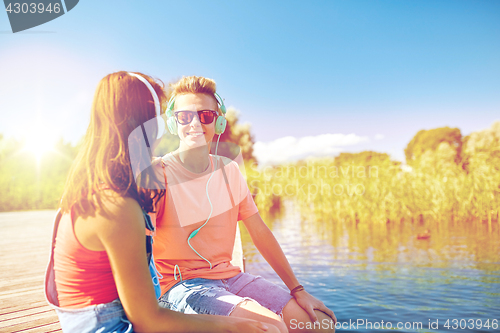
left=158, top=272, right=293, bottom=318
left=54, top=298, right=133, bottom=333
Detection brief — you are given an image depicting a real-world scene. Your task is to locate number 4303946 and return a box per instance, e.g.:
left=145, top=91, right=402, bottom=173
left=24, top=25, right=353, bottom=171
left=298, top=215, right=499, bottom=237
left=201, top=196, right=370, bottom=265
left=444, top=319, right=498, bottom=330
left=6, top=3, right=61, bottom=14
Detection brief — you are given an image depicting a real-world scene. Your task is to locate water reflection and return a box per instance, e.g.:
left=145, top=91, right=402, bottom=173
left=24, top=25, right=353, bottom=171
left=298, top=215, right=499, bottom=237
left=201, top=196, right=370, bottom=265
left=241, top=201, right=500, bottom=332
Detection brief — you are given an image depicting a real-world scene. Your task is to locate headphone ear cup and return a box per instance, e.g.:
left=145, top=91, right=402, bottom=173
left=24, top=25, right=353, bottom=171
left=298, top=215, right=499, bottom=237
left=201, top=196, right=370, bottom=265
left=215, top=116, right=226, bottom=135
left=167, top=117, right=178, bottom=135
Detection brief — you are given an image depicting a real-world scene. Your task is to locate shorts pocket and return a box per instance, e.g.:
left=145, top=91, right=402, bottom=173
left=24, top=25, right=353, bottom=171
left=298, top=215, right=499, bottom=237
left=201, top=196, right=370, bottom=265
left=158, top=298, right=176, bottom=311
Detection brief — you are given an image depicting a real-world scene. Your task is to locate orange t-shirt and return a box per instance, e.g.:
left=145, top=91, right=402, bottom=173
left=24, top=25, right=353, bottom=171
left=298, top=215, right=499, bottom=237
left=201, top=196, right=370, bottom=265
left=153, top=153, right=258, bottom=294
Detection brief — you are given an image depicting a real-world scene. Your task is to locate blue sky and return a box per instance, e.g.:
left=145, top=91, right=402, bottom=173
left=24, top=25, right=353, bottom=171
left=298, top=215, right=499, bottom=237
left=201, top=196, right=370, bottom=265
left=1, top=0, right=499, bottom=164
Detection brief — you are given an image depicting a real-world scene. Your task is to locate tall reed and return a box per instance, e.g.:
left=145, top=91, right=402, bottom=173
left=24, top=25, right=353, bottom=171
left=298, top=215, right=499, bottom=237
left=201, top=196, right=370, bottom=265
left=247, top=122, right=500, bottom=225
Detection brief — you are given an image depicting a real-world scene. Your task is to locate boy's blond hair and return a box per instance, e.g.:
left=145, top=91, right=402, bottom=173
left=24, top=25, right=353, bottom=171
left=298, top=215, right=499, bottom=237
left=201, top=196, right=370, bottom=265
left=170, top=76, right=221, bottom=113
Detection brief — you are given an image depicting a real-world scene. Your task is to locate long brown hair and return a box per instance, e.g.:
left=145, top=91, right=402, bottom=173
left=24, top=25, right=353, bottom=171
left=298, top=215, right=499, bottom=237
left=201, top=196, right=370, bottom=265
left=60, top=71, right=166, bottom=216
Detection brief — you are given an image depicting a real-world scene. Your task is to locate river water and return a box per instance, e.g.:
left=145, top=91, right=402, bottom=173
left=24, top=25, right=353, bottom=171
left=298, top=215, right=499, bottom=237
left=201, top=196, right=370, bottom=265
left=240, top=202, right=500, bottom=333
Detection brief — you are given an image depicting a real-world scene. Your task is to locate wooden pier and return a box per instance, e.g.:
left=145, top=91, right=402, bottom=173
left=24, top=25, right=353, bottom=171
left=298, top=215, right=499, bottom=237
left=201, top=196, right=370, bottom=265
left=0, top=210, right=61, bottom=332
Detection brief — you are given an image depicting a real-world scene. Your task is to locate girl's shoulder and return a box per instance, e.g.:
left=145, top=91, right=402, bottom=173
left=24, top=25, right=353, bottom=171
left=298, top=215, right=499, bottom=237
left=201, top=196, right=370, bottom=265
left=72, top=192, right=144, bottom=251
left=91, top=192, right=143, bottom=226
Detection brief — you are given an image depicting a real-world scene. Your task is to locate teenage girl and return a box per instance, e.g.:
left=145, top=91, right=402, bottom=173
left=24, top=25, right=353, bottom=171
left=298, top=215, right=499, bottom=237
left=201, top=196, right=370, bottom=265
left=153, top=76, right=337, bottom=333
left=44, top=71, right=277, bottom=333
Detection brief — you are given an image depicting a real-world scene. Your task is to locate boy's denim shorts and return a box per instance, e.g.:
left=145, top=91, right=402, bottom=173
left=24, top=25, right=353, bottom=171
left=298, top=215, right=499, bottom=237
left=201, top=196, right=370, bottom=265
left=158, top=272, right=293, bottom=318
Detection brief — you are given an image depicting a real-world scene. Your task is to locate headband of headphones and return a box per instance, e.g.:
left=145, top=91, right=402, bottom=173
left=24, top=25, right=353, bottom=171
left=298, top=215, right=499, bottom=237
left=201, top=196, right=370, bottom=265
left=128, top=72, right=165, bottom=139
left=166, top=92, right=227, bottom=117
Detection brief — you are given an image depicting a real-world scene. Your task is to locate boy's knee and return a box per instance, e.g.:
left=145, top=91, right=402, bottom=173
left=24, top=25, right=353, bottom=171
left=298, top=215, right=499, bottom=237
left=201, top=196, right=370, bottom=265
left=274, top=321, right=289, bottom=333
left=287, top=313, right=336, bottom=333
left=264, top=322, right=288, bottom=333
left=232, top=300, right=288, bottom=333
left=289, top=320, right=335, bottom=333
left=317, top=311, right=336, bottom=333
left=310, top=312, right=335, bottom=333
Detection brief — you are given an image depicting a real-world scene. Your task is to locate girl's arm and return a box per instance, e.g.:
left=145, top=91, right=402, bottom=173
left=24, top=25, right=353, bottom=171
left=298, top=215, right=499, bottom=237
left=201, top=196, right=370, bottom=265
left=90, top=195, right=271, bottom=333
left=242, top=212, right=336, bottom=323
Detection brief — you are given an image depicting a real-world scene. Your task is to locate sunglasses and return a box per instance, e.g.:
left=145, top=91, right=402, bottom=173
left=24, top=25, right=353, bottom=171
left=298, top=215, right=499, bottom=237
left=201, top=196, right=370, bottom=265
left=174, top=110, right=218, bottom=125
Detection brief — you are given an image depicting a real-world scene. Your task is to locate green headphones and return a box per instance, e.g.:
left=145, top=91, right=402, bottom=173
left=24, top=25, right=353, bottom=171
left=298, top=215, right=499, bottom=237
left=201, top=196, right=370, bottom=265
left=166, top=92, right=227, bottom=135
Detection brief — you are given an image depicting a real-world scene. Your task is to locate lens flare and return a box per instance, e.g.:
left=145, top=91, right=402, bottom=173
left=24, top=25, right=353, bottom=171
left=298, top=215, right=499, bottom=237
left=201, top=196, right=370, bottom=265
left=22, top=123, right=58, bottom=163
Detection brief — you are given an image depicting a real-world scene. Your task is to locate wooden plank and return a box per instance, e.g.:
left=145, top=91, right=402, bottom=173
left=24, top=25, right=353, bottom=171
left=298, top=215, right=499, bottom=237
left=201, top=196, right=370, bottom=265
left=0, top=276, right=43, bottom=289
left=0, top=301, right=48, bottom=314
left=0, top=308, right=57, bottom=326
left=0, top=281, right=44, bottom=294
left=0, top=293, right=47, bottom=309
left=13, top=321, right=62, bottom=333
left=0, top=306, right=53, bottom=322
left=1, top=314, right=60, bottom=332
left=0, top=287, right=43, bottom=301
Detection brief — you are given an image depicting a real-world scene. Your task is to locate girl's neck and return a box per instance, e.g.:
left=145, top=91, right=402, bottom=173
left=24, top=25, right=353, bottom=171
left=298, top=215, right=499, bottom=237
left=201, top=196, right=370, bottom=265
left=174, top=142, right=211, bottom=173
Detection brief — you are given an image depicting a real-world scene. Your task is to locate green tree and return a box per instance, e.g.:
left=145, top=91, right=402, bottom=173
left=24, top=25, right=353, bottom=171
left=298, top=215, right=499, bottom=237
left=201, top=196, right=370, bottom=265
left=218, top=107, right=256, bottom=164
left=461, top=120, right=500, bottom=173
left=0, top=135, right=80, bottom=212
left=405, top=127, right=462, bottom=165
left=333, top=151, right=399, bottom=167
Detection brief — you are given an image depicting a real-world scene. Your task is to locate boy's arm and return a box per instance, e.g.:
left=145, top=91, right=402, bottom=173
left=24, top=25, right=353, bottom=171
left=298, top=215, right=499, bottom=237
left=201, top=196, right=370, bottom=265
left=242, top=212, right=336, bottom=323
left=242, top=212, right=300, bottom=290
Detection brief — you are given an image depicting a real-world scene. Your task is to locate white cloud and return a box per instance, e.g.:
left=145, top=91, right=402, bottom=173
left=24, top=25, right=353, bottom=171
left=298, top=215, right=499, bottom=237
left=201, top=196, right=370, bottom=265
left=253, top=133, right=369, bottom=165
left=375, top=134, right=385, bottom=140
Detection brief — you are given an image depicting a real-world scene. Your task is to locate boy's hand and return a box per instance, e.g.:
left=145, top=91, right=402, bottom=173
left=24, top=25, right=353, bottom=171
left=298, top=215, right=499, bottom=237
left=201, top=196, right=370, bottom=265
left=294, top=290, right=336, bottom=325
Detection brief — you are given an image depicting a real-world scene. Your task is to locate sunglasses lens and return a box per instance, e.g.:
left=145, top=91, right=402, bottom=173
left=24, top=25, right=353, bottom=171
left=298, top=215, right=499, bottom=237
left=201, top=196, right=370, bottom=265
left=199, top=111, right=215, bottom=124
left=177, top=111, right=194, bottom=125
left=175, top=111, right=216, bottom=125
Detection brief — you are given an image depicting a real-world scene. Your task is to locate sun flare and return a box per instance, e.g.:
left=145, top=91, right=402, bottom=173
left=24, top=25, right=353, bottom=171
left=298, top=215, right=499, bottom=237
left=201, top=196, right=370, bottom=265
left=22, top=124, right=58, bottom=162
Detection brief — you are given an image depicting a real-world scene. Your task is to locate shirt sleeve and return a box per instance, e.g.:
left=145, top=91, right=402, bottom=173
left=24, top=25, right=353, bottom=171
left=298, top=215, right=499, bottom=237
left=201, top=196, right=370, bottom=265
left=237, top=190, right=259, bottom=221
left=234, top=161, right=258, bottom=220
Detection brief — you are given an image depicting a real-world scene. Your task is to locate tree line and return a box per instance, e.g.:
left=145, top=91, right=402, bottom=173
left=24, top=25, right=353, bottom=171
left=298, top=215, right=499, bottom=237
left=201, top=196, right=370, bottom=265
left=248, top=121, right=500, bottom=225
left=1, top=117, right=498, bottom=225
